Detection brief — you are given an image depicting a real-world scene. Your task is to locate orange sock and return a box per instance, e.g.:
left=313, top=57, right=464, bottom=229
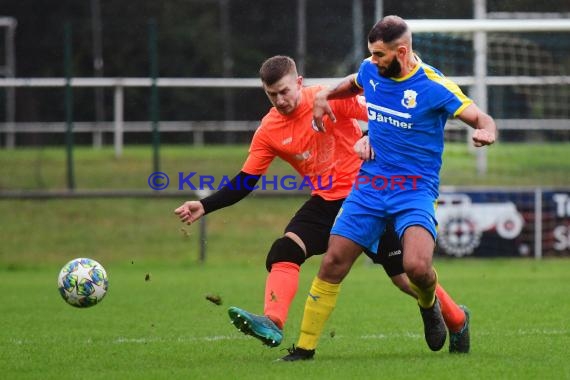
left=436, top=284, right=466, bottom=332
left=264, top=262, right=301, bottom=329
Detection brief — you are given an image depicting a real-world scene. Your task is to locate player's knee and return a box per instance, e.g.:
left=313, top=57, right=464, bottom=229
left=319, top=250, right=352, bottom=282
left=404, top=252, right=431, bottom=276
left=321, top=250, right=342, bottom=268
left=265, top=236, right=306, bottom=272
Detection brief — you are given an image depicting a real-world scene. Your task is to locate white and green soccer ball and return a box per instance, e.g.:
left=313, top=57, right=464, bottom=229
left=57, top=258, right=108, bottom=308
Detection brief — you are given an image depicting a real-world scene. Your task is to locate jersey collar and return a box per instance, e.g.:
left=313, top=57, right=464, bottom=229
left=392, top=54, right=422, bottom=82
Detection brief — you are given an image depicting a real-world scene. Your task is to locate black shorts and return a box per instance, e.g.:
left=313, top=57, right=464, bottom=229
left=284, top=195, right=404, bottom=277
left=363, top=222, right=404, bottom=277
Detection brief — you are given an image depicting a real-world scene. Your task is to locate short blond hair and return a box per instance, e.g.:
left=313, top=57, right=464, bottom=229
left=259, top=55, right=298, bottom=86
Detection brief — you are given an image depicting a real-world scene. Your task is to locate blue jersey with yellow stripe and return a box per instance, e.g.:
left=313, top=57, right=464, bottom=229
left=355, top=56, right=472, bottom=197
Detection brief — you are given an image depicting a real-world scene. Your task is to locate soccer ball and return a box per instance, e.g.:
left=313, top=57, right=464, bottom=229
left=57, top=258, right=109, bottom=308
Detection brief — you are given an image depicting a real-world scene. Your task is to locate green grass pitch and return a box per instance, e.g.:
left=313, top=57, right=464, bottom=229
left=1, top=143, right=569, bottom=378
left=2, top=257, right=570, bottom=379
left=1, top=198, right=570, bottom=379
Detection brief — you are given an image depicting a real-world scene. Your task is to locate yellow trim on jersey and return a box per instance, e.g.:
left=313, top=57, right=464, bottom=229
left=353, top=75, right=363, bottom=89
left=392, top=55, right=422, bottom=82
left=434, top=200, right=439, bottom=232
left=422, top=64, right=473, bottom=116
left=453, top=102, right=472, bottom=117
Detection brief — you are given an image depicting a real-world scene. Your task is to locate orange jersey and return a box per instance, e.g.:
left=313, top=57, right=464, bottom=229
left=242, top=86, right=368, bottom=200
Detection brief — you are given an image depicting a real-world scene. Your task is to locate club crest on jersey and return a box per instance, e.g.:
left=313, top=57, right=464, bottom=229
left=294, top=151, right=311, bottom=161
left=401, top=89, right=418, bottom=109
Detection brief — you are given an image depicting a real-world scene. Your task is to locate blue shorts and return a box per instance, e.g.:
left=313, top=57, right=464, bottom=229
left=330, top=184, right=438, bottom=254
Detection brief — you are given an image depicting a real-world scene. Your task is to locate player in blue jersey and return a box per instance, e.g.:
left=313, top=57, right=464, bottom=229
left=281, top=15, right=496, bottom=361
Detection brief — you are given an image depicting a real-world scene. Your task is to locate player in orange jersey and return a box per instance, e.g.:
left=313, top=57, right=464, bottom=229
left=174, top=55, right=468, bottom=352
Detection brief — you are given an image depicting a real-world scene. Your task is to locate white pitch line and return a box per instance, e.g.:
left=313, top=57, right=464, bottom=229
left=7, top=328, right=569, bottom=346
left=113, top=335, right=246, bottom=344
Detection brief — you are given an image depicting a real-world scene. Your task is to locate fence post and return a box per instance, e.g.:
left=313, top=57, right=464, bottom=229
left=149, top=19, right=160, bottom=173
left=114, top=85, right=124, bottom=158
left=64, top=22, right=75, bottom=190
left=2, top=17, right=16, bottom=149
left=534, top=188, right=543, bottom=260
left=196, top=189, right=211, bottom=263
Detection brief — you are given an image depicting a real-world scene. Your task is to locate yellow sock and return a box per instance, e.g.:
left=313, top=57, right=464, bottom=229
left=297, top=277, right=341, bottom=350
left=409, top=268, right=438, bottom=309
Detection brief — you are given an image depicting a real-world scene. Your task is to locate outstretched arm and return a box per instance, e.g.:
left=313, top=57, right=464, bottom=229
left=174, top=171, right=260, bottom=225
left=313, top=74, right=362, bottom=132
left=457, top=103, right=497, bottom=147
